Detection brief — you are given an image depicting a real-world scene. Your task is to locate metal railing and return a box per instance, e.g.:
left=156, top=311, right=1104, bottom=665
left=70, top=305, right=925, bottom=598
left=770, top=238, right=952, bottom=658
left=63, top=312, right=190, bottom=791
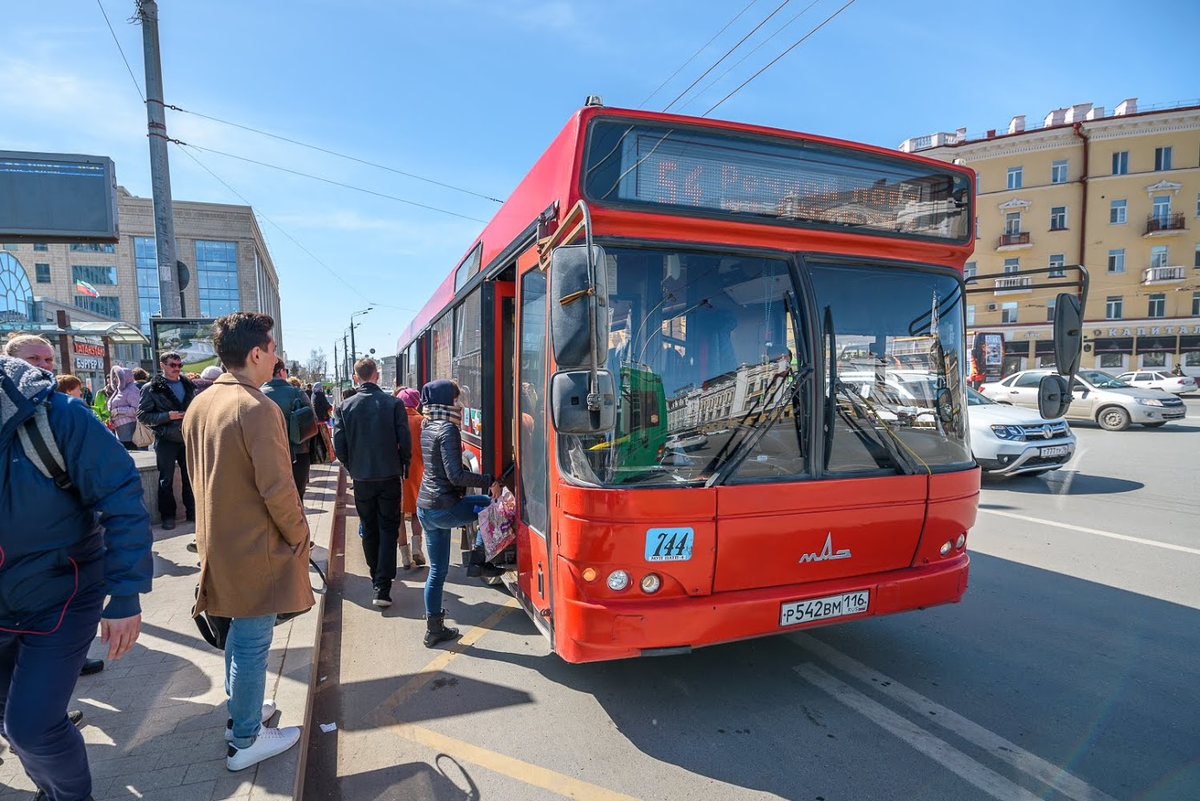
left=1145, top=212, right=1185, bottom=234
left=999, top=232, right=1030, bottom=247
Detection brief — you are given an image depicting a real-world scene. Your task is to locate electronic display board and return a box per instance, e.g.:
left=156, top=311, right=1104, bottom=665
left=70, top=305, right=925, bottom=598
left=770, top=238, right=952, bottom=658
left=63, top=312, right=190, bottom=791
left=0, top=150, right=119, bottom=243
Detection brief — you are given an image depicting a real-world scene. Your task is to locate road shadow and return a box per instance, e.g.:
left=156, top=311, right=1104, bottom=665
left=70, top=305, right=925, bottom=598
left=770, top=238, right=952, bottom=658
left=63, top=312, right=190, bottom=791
left=318, top=759, right=481, bottom=801
left=982, top=471, right=1144, bottom=495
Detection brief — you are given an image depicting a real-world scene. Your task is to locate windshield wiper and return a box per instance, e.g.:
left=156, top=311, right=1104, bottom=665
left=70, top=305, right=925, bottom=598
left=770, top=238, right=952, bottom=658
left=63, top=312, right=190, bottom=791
left=821, top=305, right=916, bottom=476
left=703, top=366, right=812, bottom=488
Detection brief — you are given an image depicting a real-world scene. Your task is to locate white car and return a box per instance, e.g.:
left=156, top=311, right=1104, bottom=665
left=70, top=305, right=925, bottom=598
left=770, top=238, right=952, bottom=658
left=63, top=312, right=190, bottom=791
left=966, top=388, right=1075, bottom=477
left=980, top=369, right=1186, bottom=430
left=1115, top=371, right=1197, bottom=395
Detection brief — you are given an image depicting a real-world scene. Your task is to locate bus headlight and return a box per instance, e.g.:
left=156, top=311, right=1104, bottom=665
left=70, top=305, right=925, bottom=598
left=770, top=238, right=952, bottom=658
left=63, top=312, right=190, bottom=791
left=640, top=573, right=662, bottom=594
left=956, top=533, right=966, bottom=550
left=607, top=570, right=630, bottom=591
left=939, top=541, right=953, bottom=556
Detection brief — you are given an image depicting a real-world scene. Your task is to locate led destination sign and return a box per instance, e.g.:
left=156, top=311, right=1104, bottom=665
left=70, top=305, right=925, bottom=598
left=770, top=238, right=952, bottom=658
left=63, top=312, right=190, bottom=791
left=582, top=120, right=972, bottom=243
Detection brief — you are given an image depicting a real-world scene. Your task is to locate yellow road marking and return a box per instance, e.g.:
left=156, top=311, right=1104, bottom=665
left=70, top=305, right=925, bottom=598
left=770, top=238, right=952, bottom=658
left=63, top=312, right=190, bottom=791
left=372, top=598, right=520, bottom=720
left=390, top=723, right=643, bottom=801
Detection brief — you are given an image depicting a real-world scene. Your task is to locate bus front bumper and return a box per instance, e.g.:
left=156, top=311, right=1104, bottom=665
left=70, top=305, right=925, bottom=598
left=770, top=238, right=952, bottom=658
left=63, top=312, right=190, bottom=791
left=554, top=554, right=970, bottom=664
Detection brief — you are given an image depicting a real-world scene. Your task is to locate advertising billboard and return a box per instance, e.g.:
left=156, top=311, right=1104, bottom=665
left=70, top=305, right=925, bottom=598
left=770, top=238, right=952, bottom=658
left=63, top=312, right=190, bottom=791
left=150, top=317, right=217, bottom=373
left=0, top=150, right=119, bottom=243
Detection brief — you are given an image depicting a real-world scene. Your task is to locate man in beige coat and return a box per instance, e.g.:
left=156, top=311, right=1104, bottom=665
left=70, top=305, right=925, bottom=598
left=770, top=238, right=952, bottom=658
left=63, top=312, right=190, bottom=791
left=185, top=312, right=314, bottom=773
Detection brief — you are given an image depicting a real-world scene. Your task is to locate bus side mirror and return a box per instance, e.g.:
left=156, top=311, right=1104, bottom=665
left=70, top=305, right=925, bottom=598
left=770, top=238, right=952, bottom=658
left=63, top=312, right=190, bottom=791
left=1037, top=374, right=1071, bottom=419
left=550, top=244, right=609, bottom=369
left=1053, top=293, right=1083, bottom=379
left=550, top=370, right=616, bottom=433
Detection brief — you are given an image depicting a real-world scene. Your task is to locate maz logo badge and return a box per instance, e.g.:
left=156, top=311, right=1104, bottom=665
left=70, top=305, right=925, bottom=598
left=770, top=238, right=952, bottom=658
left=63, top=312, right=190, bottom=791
left=799, top=532, right=851, bottom=563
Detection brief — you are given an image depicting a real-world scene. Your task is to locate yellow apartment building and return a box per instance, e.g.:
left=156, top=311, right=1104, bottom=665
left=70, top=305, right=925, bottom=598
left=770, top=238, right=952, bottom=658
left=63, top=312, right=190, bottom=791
left=902, top=98, right=1200, bottom=376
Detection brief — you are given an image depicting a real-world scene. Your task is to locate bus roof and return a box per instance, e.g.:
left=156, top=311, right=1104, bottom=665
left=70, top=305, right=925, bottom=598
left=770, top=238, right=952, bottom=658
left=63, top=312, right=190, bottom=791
left=396, top=105, right=975, bottom=353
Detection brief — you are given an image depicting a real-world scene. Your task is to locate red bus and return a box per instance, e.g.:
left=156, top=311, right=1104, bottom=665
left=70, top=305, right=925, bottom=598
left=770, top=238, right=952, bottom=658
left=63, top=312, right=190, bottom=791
left=395, top=102, right=1076, bottom=664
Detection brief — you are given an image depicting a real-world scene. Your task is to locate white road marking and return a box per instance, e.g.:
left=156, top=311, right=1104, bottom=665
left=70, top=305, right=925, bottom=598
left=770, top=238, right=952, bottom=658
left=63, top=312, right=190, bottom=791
left=797, top=663, right=1044, bottom=801
left=795, top=634, right=1119, bottom=801
left=977, top=508, right=1200, bottom=557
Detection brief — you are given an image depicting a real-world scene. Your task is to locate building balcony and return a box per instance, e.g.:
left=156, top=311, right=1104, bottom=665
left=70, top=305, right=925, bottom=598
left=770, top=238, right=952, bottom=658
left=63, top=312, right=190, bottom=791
left=994, top=276, right=1033, bottom=294
left=1142, top=265, right=1186, bottom=285
left=997, top=231, right=1031, bottom=250
left=1144, top=213, right=1186, bottom=236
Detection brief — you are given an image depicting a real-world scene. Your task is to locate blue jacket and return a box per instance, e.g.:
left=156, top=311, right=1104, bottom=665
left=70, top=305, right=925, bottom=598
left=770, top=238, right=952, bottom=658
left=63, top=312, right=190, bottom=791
left=0, top=356, right=153, bottom=630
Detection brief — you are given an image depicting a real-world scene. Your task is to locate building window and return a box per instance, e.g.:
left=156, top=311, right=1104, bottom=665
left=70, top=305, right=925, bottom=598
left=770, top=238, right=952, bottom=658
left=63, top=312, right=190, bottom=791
left=1112, top=151, right=1128, bottom=175
left=1, top=244, right=16, bottom=251
left=1006, top=167, right=1023, bottom=190
left=0, top=252, right=35, bottom=323
left=1195, top=244, right=1200, bottom=268
left=1152, top=195, right=1172, bottom=225
left=1110, top=199, right=1127, bottom=224
left=71, top=265, right=118, bottom=285
left=1196, top=192, right=1200, bottom=217
left=1151, top=246, right=1168, bottom=269
left=35, top=263, right=51, bottom=283
left=69, top=243, right=115, bottom=253
left=966, top=305, right=975, bottom=326
left=1188, top=352, right=1200, bottom=368
left=134, top=236, right=161, bottom=333
left=1148, top=293, right=1166, bottom=318
left=195, top=240, right=239, bottom=318
left=73, top=295, right=121, bottom=318
left=1108, top=249, right=1125, bottom=274
left=1106, top=296, right=1123, bottom=319
left=1004, top=212, right=1021, bottom=235
left=1154, top=146, right=1172, bottom=171
left=1051, top=160, right=1068, bottom=184
left=1050, top=206, right=1067, bottom=230
left=33, top=243, right=48, bottom=252
left=1003, top=257, right=1020, bottom=274
left=1099, top=353, right=1124, bottom=369
left=1192, top=292, right=1200, bottom=316
left=1046, top=297, right=1057, bottom=322
left=1001, top=302, right=1018, bottom=323
left=1143, top=352, right=1167, bottom=368
left=1049, top=254, right=1065, bottom=278
left=964, top=261, right=977, bottom=282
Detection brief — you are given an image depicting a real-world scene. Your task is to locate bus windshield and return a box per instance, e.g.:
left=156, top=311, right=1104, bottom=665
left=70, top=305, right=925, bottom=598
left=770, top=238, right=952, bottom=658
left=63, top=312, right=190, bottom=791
left=558, top=248, right=972, bottom=487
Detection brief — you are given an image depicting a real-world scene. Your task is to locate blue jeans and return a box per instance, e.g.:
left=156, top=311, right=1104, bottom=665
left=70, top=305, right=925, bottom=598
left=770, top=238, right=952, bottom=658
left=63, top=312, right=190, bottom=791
left=416, top=495, right=491, bottom=616
left=0, top=585, right=104, bottom=801
left=224, top=614, right=276, bottom=748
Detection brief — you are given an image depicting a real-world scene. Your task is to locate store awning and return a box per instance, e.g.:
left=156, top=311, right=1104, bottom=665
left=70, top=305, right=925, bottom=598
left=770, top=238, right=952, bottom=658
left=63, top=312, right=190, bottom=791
left=1034, top=339, right=1055, bottom=355
left=1180, top=335, right=1200, bottom=353
left=1091, top=337, right=1133, bottom=355
left=1135, top=335, right=1178, bottom=354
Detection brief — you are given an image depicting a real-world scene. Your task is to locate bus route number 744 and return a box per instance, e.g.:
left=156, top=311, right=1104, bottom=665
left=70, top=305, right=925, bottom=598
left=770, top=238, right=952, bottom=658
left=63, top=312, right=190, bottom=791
left=645, top=527, right=695, bottom=562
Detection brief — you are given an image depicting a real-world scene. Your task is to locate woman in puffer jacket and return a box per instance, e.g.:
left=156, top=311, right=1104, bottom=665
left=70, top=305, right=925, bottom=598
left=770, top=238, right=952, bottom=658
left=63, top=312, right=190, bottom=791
left=106, top=366, right=141, bottom=450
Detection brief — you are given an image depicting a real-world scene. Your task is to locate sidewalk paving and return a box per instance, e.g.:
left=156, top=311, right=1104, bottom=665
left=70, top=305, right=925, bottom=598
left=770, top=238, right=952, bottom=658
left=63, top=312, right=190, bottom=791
left=0, top=463, right=343, bottom=801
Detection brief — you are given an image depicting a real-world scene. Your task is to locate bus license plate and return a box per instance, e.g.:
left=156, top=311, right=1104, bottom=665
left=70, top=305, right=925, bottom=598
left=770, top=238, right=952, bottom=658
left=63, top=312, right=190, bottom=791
left=1040, top=445, right=1070, bottom=457
left=780, top=591, right=869, bottom=627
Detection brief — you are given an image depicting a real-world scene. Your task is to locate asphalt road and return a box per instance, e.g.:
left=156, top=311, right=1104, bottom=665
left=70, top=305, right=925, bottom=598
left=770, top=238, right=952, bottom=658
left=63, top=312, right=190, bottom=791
left=305, top=397, right=1200, bottom=801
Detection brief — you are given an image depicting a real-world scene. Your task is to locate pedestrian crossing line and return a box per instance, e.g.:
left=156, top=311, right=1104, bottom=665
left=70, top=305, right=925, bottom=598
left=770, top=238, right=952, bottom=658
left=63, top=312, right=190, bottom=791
left=978, top=508, right=1200, bottom=557
left=794, top=634, right=1119, bottom=801
left=372, top=597, right=520, bottom=722
left=797, top=663, right=1045, bottom=801
left=383, top=722, right=642, bottom=801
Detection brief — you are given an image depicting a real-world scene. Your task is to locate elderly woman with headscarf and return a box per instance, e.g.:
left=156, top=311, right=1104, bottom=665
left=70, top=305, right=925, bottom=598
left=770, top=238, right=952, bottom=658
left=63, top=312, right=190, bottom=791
left=415, top=379, right=501, bottom=647
left=397, top=387, right=426, bottom=570
left=106, top=366, right=141, bottom=450
left=191, top=364, right=223, bottom=394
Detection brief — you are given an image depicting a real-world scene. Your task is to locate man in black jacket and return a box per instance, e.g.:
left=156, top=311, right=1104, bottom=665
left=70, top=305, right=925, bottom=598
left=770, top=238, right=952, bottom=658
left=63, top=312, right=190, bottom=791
left=262, top=358, right=316, bottom=499
left=333, top=358, right=411, bottom=608
left=136, top=350, right=197, bottom=530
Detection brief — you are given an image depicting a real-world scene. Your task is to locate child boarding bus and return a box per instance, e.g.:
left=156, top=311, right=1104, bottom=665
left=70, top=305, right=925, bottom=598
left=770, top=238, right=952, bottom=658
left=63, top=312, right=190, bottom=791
left=395, top=101, right=1081, bottom=664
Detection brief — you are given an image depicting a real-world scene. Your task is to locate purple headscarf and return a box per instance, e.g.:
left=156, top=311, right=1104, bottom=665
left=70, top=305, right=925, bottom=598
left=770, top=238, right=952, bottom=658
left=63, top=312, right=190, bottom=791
left=399, top=387, right=421, bottom=409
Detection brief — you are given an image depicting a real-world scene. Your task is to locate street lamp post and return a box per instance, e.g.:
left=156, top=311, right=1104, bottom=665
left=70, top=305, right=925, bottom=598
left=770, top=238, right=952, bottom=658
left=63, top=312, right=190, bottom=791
left=349, top=308, right=372, bottom=372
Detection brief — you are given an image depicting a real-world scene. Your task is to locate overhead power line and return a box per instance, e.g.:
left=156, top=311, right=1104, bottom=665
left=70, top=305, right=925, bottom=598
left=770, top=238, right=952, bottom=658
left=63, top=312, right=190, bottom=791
left=165, top=104, right=504, bottom=204
left=704, top=0, right=860, bottom=117
left=175, top=146, right=417, bottom=313
left=171, top=140, right=489, bottom=223
left=663, top=0, right=794, bottom=113
left=96, top=0, right=144, bottom=102
left=638, top=0, right=761, bottom=109
left=678, top=0, right=823, bottom=113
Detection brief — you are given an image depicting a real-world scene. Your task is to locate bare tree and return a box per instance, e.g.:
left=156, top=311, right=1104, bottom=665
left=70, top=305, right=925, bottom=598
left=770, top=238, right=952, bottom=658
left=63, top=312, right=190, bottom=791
left=303, top=348, right=328, bottom=383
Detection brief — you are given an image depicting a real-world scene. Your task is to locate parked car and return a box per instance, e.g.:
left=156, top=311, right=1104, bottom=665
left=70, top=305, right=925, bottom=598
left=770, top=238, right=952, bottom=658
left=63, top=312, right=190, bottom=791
left=1115, top=370, right=1197, bottom=394
left=966, top=388, right=1075, bottom=477
left=980, top=369, right=1186, bottom=430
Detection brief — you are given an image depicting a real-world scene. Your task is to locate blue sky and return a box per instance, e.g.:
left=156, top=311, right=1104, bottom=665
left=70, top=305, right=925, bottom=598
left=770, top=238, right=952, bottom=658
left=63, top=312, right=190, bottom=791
left=3, top=0, right=1198, bottom=369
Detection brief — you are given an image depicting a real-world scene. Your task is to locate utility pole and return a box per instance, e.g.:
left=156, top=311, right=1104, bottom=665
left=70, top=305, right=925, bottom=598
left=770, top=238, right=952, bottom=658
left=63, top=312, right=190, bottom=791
left=138, top=0, right=181, bottom=317
left=343, top=331, right=350, bottom=387
left=333, top=340, right=340, bottom=390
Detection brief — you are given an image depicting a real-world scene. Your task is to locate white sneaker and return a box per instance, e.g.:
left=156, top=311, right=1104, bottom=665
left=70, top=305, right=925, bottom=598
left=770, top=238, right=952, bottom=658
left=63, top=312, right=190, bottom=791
left=224, top=699, right=278, bottom=742
left=226, top=725, right=301, bottom=771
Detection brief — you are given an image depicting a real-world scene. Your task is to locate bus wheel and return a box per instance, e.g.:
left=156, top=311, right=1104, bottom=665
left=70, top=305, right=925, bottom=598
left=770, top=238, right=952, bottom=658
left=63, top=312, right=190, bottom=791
left=1097, top=406, right=1131, bottom=431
